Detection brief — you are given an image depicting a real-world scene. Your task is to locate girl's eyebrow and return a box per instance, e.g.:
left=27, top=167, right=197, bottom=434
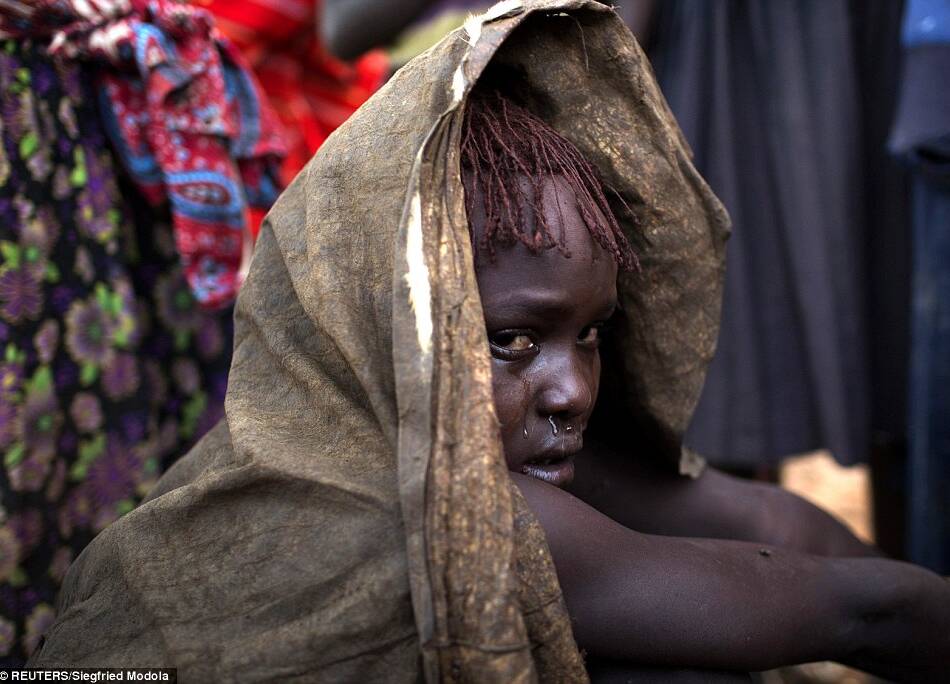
left=484, top=291, right=618, bottom=320
left=484, top=290, right=575, bottom=317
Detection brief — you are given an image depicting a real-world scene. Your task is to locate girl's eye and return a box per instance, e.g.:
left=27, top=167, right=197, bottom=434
left=489, top=331, right=538, bottom=359
left=579, top=324, right=602, bottom=347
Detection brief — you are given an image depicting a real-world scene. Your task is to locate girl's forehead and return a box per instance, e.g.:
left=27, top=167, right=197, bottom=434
left=474, top=192, right=618, bottom=316
left=469, top=175, right=606, bottom=256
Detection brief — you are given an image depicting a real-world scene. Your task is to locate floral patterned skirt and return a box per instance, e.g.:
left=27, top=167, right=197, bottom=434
left=0, top=40, right=233, bottom=664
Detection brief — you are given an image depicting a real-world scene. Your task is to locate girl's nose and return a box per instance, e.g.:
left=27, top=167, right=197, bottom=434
left=536, top=351, right=591, bottom=420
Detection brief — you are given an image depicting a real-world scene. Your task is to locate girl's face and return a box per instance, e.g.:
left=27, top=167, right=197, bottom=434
left=473, top=177, right=618, bottom=487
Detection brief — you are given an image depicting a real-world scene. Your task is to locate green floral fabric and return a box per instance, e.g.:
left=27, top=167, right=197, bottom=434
left=0, top=40, right=233, bottom=665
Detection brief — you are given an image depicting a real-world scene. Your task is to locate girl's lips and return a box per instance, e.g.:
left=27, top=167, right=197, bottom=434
left=521, top=455, right=576, bottom=487
left=517, top=428, right=584, bottom=487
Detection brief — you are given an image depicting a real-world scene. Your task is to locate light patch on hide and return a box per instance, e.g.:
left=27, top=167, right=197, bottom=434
left=462, top=13, right=482, bottom=45
left=405, top=193, right=433, bottom=355
left=483, top=0, right=524, bottom=22
left=451, top=65, right=466, bottom=105
left=463, top=0, right=523, bottom=44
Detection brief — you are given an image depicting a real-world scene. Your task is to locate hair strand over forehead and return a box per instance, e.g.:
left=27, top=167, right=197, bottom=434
left=461, top=89, right=638, bottom=271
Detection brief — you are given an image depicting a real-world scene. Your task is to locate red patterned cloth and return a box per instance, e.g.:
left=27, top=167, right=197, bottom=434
left=198, top=0, right=388, bottom=235
left=0, top=0, right=286, bottom=308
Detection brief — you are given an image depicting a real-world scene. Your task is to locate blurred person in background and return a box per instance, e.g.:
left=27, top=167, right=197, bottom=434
left=0, top=0, right=283, bottom=664
left=321, top=0, right=493, bottom=70
left=890, top=0, right=950, bottom=575
left=196, top=0, right=388, bottom=235
left=624, top=1, right=912, bottom=558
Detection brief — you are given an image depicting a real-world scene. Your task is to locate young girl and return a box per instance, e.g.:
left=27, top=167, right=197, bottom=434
left=462, top=88, right=949, bottom=681
left=30, top=2, right=950, bottom=681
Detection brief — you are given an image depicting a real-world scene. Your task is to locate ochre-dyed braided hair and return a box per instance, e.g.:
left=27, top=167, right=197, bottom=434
left=460, top=90, right=638, bottom=271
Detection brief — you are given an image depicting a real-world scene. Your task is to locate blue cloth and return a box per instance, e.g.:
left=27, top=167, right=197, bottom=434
left=903, top=0, right=950, bottom=46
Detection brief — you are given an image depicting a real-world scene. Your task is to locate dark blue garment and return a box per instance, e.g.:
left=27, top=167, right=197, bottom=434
left=891, top=0, right=950, bottom=573
left=647, top=0, right=908, bottom=467
left=907, top=173, right=950, bottom=574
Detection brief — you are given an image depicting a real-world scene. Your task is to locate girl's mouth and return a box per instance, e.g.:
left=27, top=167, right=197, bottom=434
left=521, top=454, right=576, bottom=487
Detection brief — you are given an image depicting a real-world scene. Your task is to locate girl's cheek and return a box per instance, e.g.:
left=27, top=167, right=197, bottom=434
left=490, top=364, right=535, bottom=448
left=491, top=378, right=522, bottom=429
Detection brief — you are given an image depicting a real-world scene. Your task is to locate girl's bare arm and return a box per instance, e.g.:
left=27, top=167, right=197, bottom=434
left=516, top=473, right=950, bottom=681
left=569, top=441, right=878, bottom=557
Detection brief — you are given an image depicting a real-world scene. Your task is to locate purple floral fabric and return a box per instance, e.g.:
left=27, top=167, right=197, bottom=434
left=0, top=39, right=232, bottom=664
